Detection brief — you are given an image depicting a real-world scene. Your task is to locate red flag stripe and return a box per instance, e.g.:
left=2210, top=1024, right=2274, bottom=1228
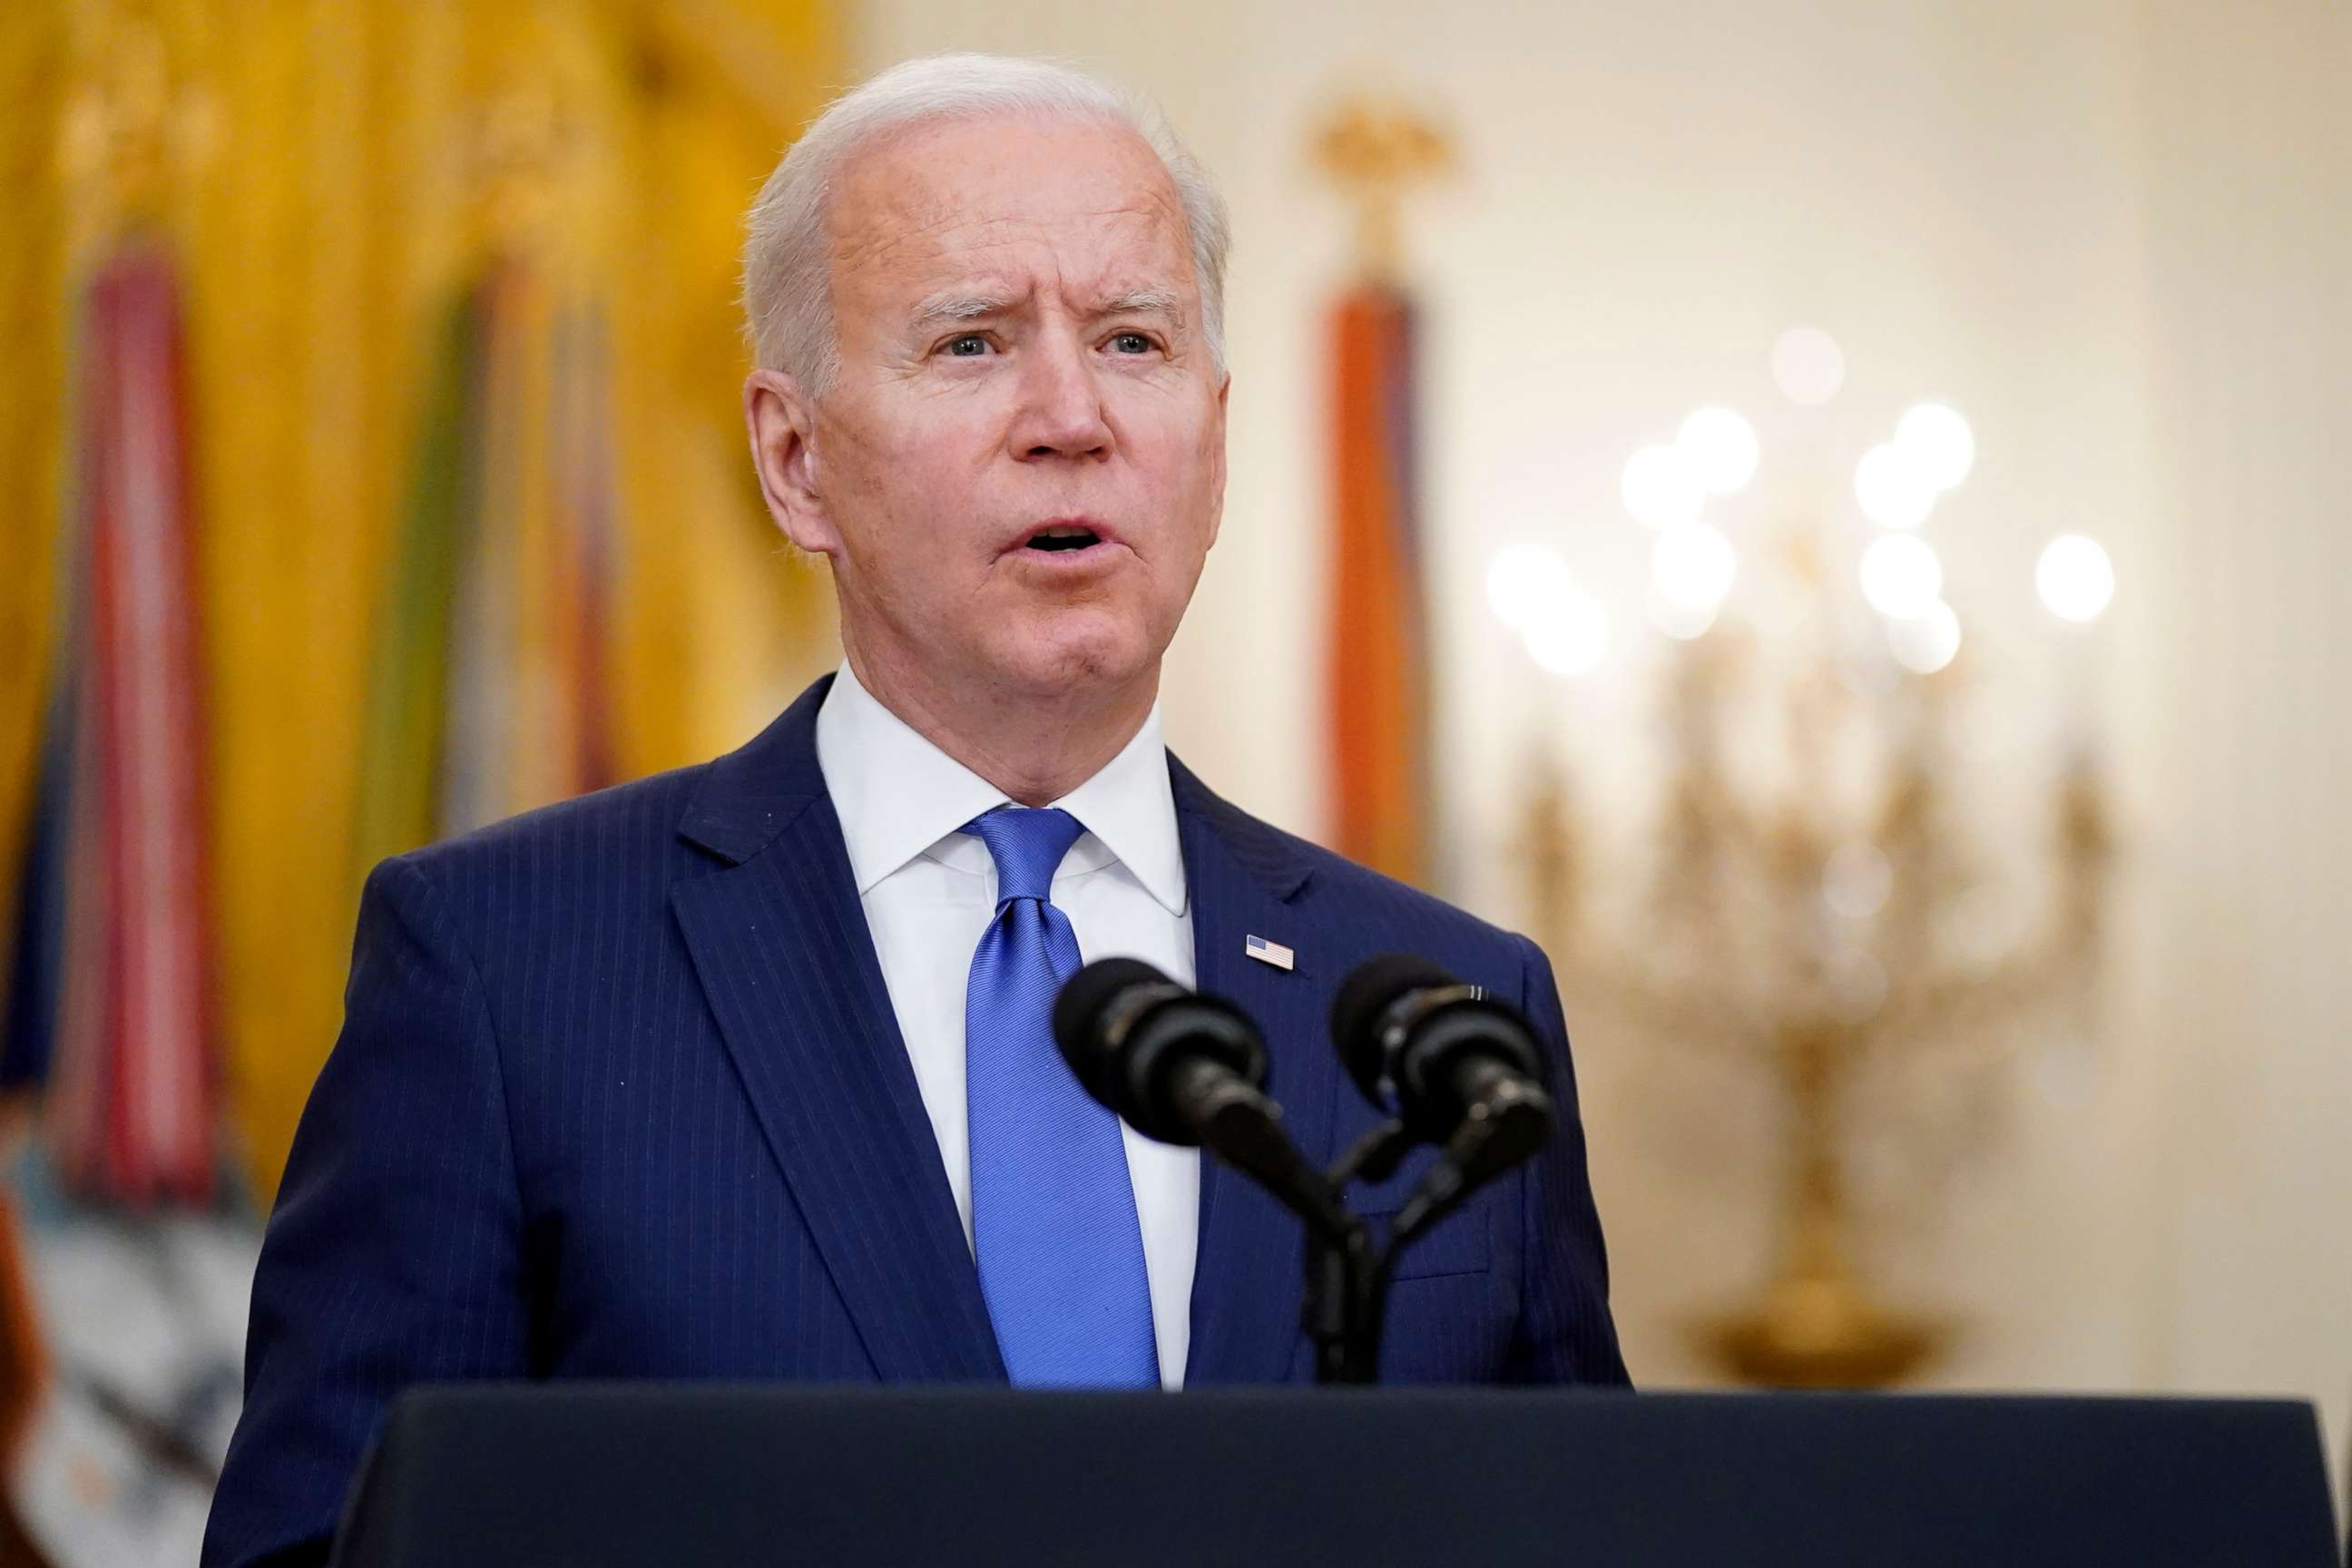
left=114, top=250, right=211, bottom=1197
left=48, top=243, right=216, bottom=1206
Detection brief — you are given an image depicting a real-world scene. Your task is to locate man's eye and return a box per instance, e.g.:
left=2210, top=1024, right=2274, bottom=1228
left=1108, top=331, right=1154, bottom=355
left=942, top=334, right=989, bottom=357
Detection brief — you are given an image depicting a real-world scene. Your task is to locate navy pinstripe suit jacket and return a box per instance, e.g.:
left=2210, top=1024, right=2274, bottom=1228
left=203, top=676, right=1626, bottom=1568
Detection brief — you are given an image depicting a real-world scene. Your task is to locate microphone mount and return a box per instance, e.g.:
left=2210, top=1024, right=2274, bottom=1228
left=1299, top=1095, right=1551, bottom=1384
left=1053, top=956, right=1554, bottom=1384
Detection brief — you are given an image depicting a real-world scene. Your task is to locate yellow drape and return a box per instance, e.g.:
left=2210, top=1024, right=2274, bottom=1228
left=0, top=0, right=841, bottom=1201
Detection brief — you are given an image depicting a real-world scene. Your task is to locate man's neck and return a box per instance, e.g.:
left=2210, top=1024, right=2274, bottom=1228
left=842, top=643, right=1157, bottom=808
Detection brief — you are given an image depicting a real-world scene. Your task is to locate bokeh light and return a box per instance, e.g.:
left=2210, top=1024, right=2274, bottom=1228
left=1523, top=583, right=1611, bottom=676
left=1647, top=584, right=1720, bottom=641
left=1485, top=542, right=1577, bottom=632
left=1651, top=522, right=1738, bottom=612
left=1675, top=406, right=1759, bottom=495
left=1894, top=401, right=1977, bottom=491
left=2035, top=534, right=2116, bottom=622
left=1770, top=326, right=1846, bottom=406
left=1621, top=442, right=1705, bottom=529
left=1853, top=442, right=1936, bottom=531
left=1859, top=533, right=1945, bottom=620
left=1886, top=599, right=1963, bottom=674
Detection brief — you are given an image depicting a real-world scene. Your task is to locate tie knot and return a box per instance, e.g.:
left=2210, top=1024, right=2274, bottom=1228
left=963, top=807, right=1086, bottom=905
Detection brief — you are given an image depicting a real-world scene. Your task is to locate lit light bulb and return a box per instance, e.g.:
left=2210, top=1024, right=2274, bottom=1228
left=1894, top=402, right=1976, bottom=491
left=1886, top=599, right=1962, bottom=674
left=1675, top=406, right=1759, bottom=495
left=1522, top=584, right=1610, bottom=677
left=1486, top=543, right=1575, bottom=632
left=1853, top=442, right=1936, bottom=531
left=1859, top=533, right=1944, bottom=620
left=2035, top=534, right=2115, bottom=622
left=1651, top=522, right=1738, bottom=612
left=1770, top=327, right=1845, bottom=406
left=1621, top=443, right=1705, bottom=529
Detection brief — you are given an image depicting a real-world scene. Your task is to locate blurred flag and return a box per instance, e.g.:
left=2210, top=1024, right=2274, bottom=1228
left=1327, top=282, right=1431, bottom=885
left=348, top=261, right=619, bottom=873
left=1, top=237, right=218, bottom=1207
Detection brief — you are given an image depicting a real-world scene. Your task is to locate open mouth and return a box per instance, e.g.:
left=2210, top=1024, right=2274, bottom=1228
left=1024, top=525, right=1102, bottom=554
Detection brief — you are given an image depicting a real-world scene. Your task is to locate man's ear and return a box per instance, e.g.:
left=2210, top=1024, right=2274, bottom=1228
left=744, top=367, right=840, bottom=556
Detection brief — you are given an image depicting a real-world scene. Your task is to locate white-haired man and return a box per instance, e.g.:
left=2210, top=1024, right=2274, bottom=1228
left=203, top=54, right=1625, bottom=1568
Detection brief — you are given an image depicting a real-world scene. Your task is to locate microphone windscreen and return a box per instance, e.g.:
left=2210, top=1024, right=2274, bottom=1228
left=1329, top=953, right=1459, bottom=1101
left=1053, top=956, right=1171, bottom=1078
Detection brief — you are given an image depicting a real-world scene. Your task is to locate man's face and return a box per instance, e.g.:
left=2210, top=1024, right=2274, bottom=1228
left=760, top=113, right=1230, bottom=706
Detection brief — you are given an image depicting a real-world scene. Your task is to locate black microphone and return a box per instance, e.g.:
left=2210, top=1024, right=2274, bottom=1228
left=1329, top=954, right=1554, bottom=1161
left=1053, top=957, right=1272, bottom=1147
left=1055, top=959, right=1353, bottom=1239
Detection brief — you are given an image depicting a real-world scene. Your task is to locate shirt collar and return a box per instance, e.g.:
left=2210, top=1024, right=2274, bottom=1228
left=813, top=662, right=1188, bottom=916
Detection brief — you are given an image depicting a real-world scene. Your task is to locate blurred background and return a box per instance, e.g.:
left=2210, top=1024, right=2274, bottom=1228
left=2, top=1, right=2347, bottom=1563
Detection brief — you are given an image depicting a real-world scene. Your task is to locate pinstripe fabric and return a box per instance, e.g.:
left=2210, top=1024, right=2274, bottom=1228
left=202, top=676, right=1625, bottom=1568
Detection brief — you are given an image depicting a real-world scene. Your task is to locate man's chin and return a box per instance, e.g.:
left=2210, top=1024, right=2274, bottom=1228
left=984, top=622, right=1155, bottom=701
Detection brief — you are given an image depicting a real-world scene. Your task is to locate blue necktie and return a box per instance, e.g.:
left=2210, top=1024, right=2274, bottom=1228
left=962, top=806, right=1158, bottom=1387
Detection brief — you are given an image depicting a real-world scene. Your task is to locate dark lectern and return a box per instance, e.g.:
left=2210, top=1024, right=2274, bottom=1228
left=331, top=1386, right=2339, bottom=1568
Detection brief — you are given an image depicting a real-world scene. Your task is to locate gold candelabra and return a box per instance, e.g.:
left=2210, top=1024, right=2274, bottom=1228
left=1524, top=536, right=2110, bottom=1387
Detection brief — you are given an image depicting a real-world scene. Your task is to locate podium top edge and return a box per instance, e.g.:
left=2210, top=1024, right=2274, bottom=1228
left=382, top=1382, right=2326, bottom=1418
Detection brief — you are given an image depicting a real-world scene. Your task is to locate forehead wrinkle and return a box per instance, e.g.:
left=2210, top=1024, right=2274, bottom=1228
left=846, top=182, right=1186, bottom=278
left=828, top=127, right=1202, bottom=349
left=828, top=214, right=956, bottom=296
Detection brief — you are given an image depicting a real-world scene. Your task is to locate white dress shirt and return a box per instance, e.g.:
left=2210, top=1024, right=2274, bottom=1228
left=813, top=662, right=1200, bottom=1387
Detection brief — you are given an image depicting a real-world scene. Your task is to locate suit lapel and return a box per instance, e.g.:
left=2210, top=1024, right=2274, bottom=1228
left=1171, top=757, right=1333, bottom=1385
left=671, top=679, right=1003, bottom=1383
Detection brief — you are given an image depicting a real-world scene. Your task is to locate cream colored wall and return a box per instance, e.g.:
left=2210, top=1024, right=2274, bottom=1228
left=2123, top=0, right=2352, bottom=1474
left=853, top=0, right=2352, bottom=1489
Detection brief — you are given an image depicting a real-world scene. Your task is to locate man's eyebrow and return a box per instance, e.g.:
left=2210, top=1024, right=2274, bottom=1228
left=906, top=287, right=1187, bottom=331
left=1094, top=288, right=1183, bottom=318
left=908, top=291, right=1017, bottom=329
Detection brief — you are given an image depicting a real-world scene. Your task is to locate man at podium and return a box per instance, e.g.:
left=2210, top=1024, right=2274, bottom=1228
left=203, top=53, right=1626, bottom=1568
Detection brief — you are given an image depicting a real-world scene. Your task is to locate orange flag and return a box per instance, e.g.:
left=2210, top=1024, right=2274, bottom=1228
left=1327, top=282, right=1429, bottom=886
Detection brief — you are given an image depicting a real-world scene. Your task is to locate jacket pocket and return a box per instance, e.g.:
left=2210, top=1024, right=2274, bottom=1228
left=1363, top=1202, right=1491, bottom=1280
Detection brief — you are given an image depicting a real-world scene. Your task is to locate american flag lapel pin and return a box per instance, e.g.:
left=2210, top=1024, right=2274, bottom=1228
left=1244, top=934, right=1294, bottom=972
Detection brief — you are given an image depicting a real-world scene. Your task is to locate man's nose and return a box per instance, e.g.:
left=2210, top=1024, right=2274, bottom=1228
left=1009, top=332, right=1113, bottom=462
